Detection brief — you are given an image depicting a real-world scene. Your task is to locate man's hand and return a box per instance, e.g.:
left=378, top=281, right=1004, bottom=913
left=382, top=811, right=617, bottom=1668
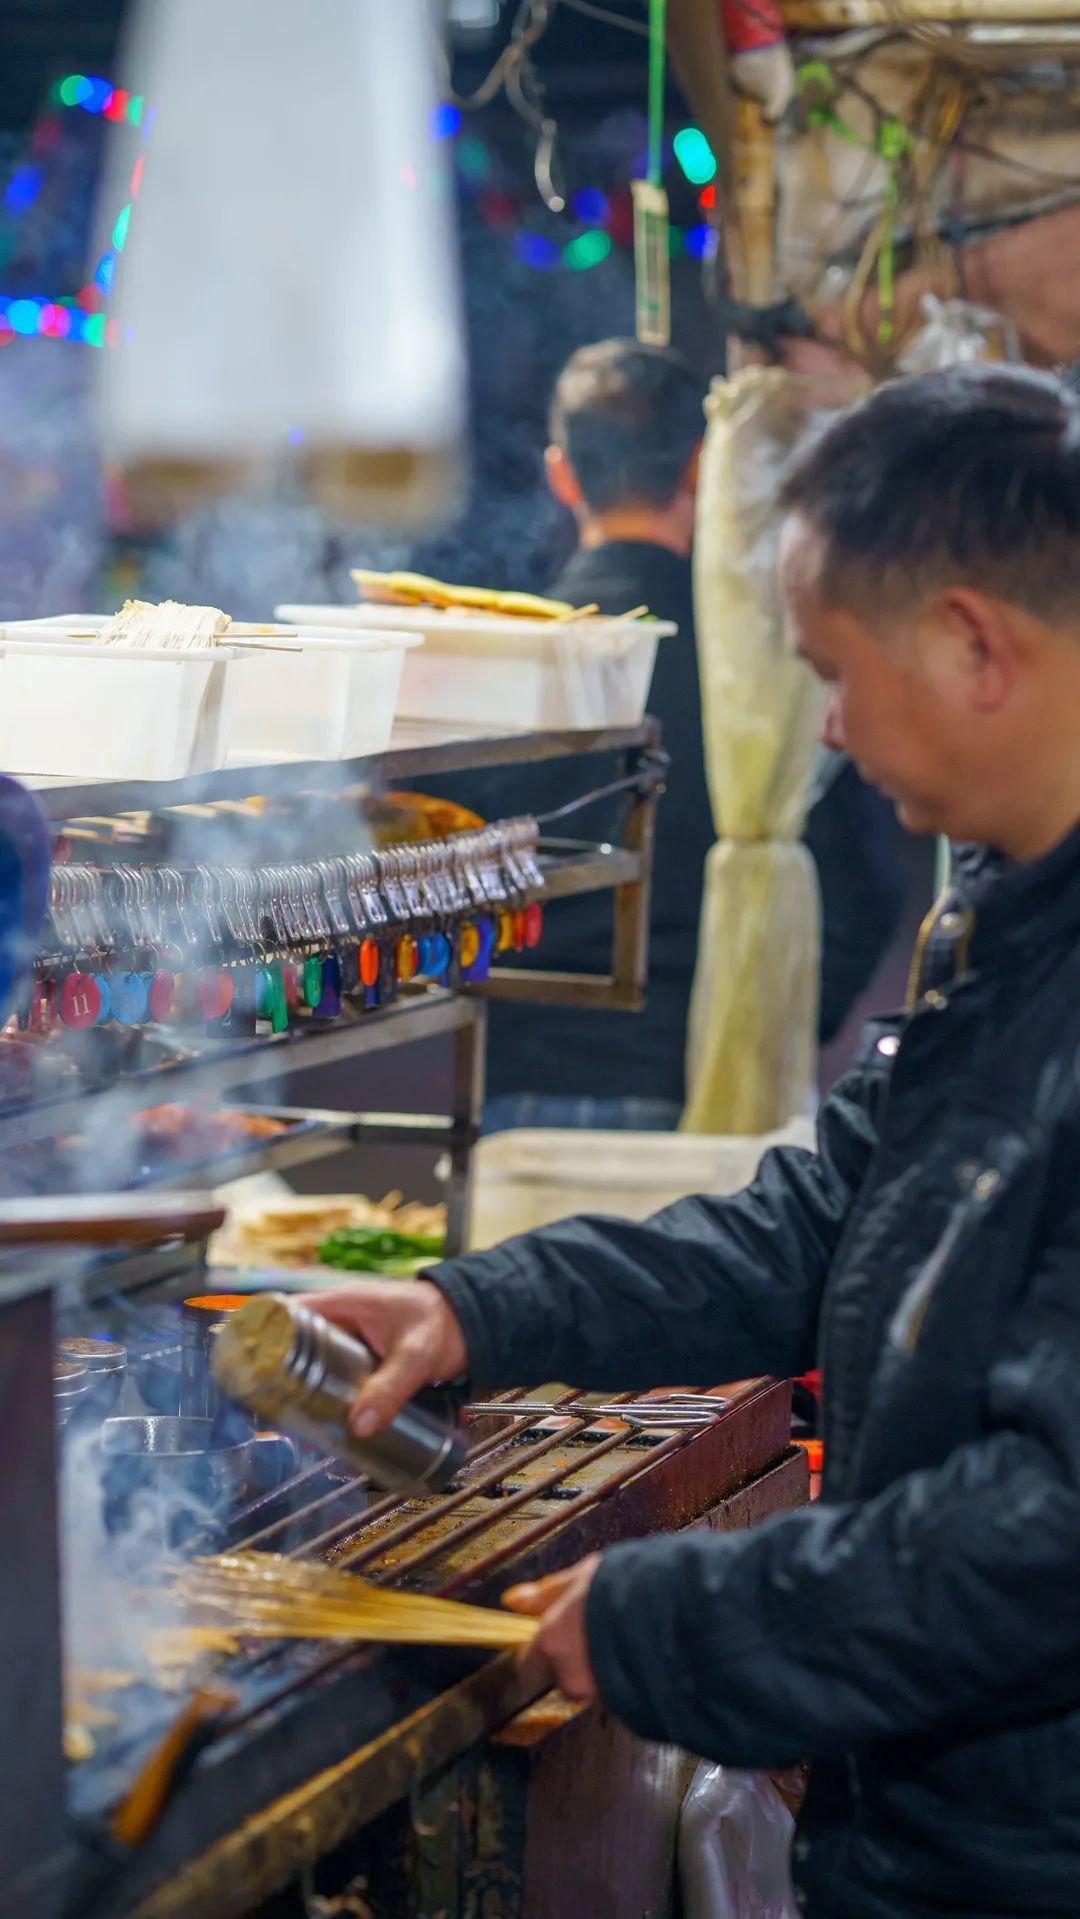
left=502, top=1554, right=602, bottom=1701
left=303, top=1279, right=468, bottom=1438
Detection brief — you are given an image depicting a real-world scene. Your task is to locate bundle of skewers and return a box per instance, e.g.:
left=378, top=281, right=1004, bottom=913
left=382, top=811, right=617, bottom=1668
left=159, top=1551, right=538, bottom=1654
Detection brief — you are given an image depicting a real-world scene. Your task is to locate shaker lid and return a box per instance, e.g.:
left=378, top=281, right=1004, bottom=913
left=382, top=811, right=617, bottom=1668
left=211, top=1292, right=296, bottom=1405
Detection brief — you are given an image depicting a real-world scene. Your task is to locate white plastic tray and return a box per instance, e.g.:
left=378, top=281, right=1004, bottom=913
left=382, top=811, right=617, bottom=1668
left=1, top=615, right=422, bottom=771
left=469, top=1121, right=816, bottom=1250
left=220, top=623, right=422, bottom=765
left=275, top=602, right=674, bottom=732
left=0, top=631, right=246, bottom=780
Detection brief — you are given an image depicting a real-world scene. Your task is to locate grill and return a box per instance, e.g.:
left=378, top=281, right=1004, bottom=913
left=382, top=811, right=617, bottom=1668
left=0, top=724, right=808, bottom=1919
left=48, top=1375, right=803, bottom=1919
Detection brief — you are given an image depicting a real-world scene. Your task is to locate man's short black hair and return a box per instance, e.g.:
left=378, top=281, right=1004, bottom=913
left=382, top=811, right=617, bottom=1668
left=779, top=363, right=1080, bottom=625
left=549, top=338, right=706, bottom=514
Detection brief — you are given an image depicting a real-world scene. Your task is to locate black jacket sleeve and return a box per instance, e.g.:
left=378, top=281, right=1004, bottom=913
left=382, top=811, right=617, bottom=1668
left=430, top=1058, right=879, bottom=1394
left=587, top=1215, right=1080, bottom=1767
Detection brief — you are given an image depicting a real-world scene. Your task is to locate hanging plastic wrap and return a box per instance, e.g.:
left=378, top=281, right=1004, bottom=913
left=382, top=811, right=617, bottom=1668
left=678, top=1763, right=800, bottom=1919
left=897, top=294, right=1021, bottom=375
left=682, top=368, right=858, bottom=1136
left=719, top=0, right=795, bottom=123
left=98, top=0, right=464, bottom=526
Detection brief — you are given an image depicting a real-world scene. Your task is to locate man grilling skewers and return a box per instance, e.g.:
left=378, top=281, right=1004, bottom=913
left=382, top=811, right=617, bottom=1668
left=308, top=366, right=1080, bottom=1919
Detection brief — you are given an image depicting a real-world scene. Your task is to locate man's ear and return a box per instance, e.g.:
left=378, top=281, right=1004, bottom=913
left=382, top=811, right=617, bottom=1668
left=925, top=587, right=1019, bottom=716
left=545, top=443, right=582, bottom=512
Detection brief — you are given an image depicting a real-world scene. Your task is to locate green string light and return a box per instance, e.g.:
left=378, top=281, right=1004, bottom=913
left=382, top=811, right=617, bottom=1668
left=672, top=126, right=716, bottom=187
left=563, top=229, right=612, bottom=271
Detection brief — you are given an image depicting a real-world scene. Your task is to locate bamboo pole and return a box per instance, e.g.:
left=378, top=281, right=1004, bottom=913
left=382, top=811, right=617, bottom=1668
left=724, top=97, right=777, bottom=369
left=666, top=0, right=736, bottom=198
left=782, top=0, right=1080, bottom=25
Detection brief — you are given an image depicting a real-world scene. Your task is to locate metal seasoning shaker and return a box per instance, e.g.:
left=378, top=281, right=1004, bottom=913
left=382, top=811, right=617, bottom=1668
left=211, top=1294, right=467, bottom=1494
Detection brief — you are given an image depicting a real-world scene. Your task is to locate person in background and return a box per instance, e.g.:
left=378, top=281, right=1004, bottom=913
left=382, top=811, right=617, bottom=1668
left=434, top=337, right=713, bottom=1131
left=435, top=337, right=903, bottom=1126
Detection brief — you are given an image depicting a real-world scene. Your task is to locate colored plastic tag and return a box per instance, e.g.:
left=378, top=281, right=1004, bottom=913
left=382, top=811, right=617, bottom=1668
left=428, top=932, right=451, bottom=979
left=91, top=975, right=112, bottom=1025
left=59, top=972, right=102, bottom=1029
left=109, top=970, right=148, bottom=1026
left=302, top=956, right=323, bottom=1008
left=270, top=965, right=289, bottom=1034
left=314, top=955, right=341, bottom=1020
left=196, top=968, right=233, bottom=1021
left=359, top=939, right=380, bottom=989
left=395, top=934, right=418, bottom=984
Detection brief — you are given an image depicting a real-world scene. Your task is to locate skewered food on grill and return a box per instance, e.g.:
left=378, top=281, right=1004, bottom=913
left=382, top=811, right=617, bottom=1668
left=166, top=1552, right=537, bottom=1650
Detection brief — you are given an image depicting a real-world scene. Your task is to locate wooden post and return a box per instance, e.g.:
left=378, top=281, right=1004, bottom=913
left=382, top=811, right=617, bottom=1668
left=726, top=98, right=777, bottom=367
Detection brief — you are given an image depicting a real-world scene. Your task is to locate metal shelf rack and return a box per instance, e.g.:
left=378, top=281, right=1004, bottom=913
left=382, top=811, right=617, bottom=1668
left=0, top=718, right=664, bottom=1911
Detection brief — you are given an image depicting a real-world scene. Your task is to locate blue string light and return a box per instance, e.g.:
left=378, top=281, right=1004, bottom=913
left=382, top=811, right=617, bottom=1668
left=513, top=231, right=560, bottom=270
left=571, top=186, right=608, bottom=223
left=430, top=102, right=462, bottom=141
left=682, top=222, right=716, bottom=260
left=0, top=74, right=148, bottom=347
left=7, top=300, right=42, bottom=336
left=93, top=250, right=117, bottom=294
left=3, top=166, right=41, bottom=215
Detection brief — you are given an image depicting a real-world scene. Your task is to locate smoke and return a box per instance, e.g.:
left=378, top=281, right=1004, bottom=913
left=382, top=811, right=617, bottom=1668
left=60, top=1425, right=184, bottom=1678
left=0, top=342, right=105, bottom=616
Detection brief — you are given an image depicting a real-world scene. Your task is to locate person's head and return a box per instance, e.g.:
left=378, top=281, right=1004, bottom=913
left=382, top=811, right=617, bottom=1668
left=545, top=339, right=705, bottom=553
left=779, top=363, right=1080, bottom=859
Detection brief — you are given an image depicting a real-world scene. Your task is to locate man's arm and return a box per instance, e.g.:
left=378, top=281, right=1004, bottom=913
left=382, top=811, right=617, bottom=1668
left=584, top=1221, right=1080, bottom=1767
left=310, top=1047, right=883, bottom=1435
left=431, top=1055, right=879, bottom=1394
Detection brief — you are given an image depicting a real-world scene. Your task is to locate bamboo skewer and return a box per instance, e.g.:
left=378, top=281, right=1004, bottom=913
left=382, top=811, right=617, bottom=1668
left=164, top=1552, right=539, bottom=1654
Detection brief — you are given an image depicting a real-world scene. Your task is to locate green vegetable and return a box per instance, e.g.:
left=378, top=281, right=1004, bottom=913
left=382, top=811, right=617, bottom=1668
left=316, top=1225, right=445, bottom=1275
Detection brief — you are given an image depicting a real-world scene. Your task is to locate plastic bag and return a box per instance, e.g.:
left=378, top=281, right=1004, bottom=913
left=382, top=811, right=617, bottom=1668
left=678, top=1763, right=800, bottom=1919
left=683, top=368, right=843, bottom=1136
left=897, top=293, right=1021, bottom=374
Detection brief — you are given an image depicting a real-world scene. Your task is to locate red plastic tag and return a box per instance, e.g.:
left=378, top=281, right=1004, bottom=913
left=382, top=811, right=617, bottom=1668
left=195, top=968, right=233, bottom=1021
left=59, top=972, right=102, bottom=1029
left=359, top=939, right=380, bottom=989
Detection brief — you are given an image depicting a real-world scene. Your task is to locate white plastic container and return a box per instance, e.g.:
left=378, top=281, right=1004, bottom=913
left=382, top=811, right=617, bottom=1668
left=221, top=624, right=422, bottom=765
left=467, top=1122, right=816, bottom=1250
left=275, top=603, right=674, bottom=732
left=0, top=629, right=246, bottom=780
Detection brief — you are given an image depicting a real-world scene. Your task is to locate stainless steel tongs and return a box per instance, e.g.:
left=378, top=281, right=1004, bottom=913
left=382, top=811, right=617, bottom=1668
left=465, top=1393, right=728, bottom=1429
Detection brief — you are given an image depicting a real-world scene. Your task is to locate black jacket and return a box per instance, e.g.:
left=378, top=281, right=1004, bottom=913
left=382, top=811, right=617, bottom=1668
left=434, top=816, right=1080, bottom=1917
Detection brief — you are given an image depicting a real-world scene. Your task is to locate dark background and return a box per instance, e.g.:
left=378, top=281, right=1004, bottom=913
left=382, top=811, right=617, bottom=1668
left=0, top=1, right=928, bottom=1188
